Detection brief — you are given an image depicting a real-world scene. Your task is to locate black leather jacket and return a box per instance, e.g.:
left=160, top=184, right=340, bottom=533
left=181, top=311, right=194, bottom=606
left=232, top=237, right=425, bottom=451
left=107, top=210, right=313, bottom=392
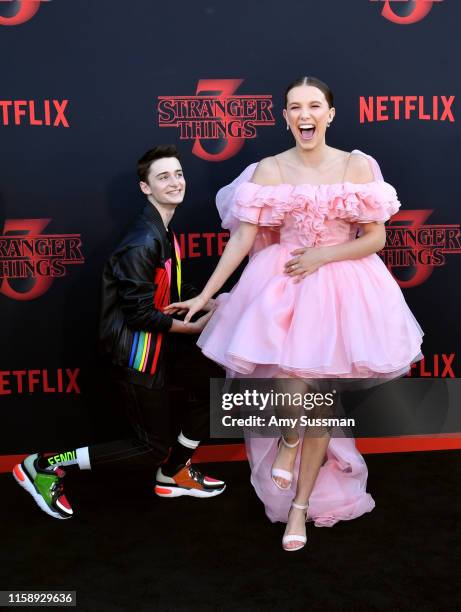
left=99, top=203, right=198, bottom=388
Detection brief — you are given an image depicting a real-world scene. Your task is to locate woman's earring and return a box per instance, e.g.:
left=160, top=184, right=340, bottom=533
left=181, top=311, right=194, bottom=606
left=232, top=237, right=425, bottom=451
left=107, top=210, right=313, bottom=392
left=286, top=123, right=290, bottom=131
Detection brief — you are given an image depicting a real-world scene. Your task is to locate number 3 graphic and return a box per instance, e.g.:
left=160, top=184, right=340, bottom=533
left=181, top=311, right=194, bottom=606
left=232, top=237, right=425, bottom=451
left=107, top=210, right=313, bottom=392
left=0, top=0, right=42, bottom=27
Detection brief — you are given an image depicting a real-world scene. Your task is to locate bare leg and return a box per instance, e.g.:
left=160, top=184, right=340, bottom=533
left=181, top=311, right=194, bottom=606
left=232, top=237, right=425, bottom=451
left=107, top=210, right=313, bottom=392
left=283, top=428, right=330, bottom=550
left=270, top=374, right=304, bottom=489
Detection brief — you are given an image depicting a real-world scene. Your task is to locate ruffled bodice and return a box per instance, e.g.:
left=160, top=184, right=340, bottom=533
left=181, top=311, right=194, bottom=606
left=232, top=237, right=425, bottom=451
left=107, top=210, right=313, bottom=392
left=231, top=179, right=401, bottom=248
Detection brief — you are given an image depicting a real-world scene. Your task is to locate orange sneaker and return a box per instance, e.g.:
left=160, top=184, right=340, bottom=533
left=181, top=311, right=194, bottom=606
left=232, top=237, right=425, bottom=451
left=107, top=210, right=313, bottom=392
left=154, top=460, right=225, bottom=498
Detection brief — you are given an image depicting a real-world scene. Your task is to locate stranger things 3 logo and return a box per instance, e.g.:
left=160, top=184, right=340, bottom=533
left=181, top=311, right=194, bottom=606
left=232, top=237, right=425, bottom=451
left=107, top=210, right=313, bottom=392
left=157, top=79, right=275, bottom=162
left=0, top=0, right=49, bottom=26
left=370, top=0, right=444, bottom=25
left=380, top=210, right=461, bottom=288
left=0, top=219, right=84, bottom=300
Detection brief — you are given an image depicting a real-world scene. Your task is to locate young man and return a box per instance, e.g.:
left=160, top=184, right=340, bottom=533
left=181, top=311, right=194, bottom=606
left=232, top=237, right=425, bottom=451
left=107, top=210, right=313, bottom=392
left=13, top=145, right=225, bottom=519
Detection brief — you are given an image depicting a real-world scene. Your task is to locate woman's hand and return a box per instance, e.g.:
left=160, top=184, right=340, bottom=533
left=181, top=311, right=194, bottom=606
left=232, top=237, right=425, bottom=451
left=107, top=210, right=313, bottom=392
left=284, top=224, right=386, bottom=283
left=164, top=296, right=216, bottom=317
left=164, top=293, right=208, bottom=323
left=202, top=298, right=217, bottom=312
left=284, top=247, right=329, bottom=283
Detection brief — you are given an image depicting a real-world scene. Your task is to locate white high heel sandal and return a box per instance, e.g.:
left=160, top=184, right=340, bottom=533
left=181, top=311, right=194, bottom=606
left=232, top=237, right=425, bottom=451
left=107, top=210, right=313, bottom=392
left=271, top=435, right=300, bottom=490
left=282, top=501, right=309, bottom=552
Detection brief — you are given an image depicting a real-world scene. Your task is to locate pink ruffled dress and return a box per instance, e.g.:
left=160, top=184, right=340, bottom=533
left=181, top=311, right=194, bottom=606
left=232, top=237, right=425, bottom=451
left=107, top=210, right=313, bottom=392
left=197, top=149, right=424, bottom=526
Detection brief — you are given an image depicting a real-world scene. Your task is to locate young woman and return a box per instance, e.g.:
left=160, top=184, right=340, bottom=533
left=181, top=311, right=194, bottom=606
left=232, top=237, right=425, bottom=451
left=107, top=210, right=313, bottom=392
left=165, top=76, right=424, bottom=551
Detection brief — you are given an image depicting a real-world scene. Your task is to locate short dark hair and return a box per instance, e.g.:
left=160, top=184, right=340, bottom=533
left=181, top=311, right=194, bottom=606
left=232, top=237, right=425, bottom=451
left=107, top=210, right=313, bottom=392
left=284, top=76, right=334, bottom=109
left=137, top=144, right=181, bottom=182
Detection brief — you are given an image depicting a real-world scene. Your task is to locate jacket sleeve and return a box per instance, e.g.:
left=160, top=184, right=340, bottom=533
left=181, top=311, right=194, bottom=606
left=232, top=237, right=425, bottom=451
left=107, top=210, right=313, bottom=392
left=114, top=243, right=173, bottom=333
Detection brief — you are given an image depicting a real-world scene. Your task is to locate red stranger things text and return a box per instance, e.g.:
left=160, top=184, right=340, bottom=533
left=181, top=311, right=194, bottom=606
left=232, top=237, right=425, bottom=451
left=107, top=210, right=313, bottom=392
left=158, top=79, right=275, bottom=161
left=380, top=211, right=461, bottom=288
left=158, top=96, right=274, bottom=138
left=0, top=219, right=85, bottom=300
left=0, top=235, right=83, bottom=278
left=0, top=368, right=80, bottom=395
left=382, top=223, right=461, bottom=266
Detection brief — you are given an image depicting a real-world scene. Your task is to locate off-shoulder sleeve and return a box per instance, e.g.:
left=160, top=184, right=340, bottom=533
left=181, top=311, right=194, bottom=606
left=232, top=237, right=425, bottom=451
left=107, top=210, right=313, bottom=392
left=231, top=182, right=293, bottom=226
left=216, top=163, right=258, bottom=233
left=329, top=181, right=401, bottom=224
left=215, top=163, right=281, bottom=256
left=327, top=150, right=401, bottom=223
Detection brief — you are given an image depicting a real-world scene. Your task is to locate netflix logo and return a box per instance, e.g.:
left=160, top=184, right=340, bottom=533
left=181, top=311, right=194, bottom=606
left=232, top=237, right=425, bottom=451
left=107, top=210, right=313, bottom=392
left=0, top=100, right=69, bottom=127
left=0, top=368, right=81, bottom=395
left=177, top=231, right=229, bottom=259
left=359, top=96, right=455, bottom=123
left=407, top=354, right=456, bottom=378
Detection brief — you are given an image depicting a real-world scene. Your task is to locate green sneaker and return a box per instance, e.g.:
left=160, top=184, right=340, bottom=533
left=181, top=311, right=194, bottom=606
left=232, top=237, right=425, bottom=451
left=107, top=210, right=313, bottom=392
left=13, top=453, right=73, bottom=520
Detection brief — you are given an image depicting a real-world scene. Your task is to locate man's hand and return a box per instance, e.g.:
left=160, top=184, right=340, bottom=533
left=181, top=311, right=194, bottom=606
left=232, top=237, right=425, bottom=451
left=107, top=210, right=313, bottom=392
left=170, top=310, right=214, bottom=334
left=188, top=310, right=214, bottom=333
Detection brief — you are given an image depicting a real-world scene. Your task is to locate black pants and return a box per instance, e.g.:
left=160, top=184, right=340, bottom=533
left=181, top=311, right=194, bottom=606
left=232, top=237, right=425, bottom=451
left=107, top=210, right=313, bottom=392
left=89, top=338, right=221, bottom=469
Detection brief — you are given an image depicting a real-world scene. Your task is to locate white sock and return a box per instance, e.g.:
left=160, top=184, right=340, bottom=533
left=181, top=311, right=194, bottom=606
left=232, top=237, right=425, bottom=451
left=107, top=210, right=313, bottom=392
left=178, top=431, right=200, bottom=450
left=76, top=446, right=91, bottom=470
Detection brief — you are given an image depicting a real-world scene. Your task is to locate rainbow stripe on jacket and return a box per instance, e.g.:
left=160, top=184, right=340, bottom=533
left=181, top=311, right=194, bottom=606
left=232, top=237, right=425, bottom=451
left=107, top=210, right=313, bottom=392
left=128, top=234, right=182, bottom=375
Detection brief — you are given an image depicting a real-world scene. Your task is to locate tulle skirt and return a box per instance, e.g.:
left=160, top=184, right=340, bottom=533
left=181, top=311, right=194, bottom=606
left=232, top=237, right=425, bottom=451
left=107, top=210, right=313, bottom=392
left=198, top=244, right=424, bottom=525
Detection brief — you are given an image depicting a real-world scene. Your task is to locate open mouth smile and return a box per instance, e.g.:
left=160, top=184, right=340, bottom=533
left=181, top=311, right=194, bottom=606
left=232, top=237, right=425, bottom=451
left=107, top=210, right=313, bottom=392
left=298, top=123, right=316, bottom=141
